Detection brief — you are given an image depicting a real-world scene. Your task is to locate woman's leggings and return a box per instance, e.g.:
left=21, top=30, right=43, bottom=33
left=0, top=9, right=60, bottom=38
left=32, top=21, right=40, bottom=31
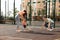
left=15, top=14, right=20, bottom=28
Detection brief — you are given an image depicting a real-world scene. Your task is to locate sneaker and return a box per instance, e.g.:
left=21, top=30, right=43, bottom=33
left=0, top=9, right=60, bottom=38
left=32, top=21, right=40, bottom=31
left=49, top=29, right=53, bottom=31
left=16, top=30, right=22, bottom=32
left=47, top=28, right=53, bottom=31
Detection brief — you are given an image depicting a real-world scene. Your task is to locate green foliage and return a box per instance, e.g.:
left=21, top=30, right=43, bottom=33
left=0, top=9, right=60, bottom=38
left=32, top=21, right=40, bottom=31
left=0, top=16, right=5, bottom=24
left=15, top=8, right=19, bottom=13
left=59, top=13, right=60, bottom=16
left=8, top=17, right=14, bottom=20
left=13, top=8, right=19, bottom=15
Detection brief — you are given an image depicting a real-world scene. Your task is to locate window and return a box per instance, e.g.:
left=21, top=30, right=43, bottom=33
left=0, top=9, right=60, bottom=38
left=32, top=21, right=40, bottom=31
left=59, top=0, right=60, bottom=3
left=37, top=1, right=40, bottom=3
left=42, top=1, right=45, bottom=4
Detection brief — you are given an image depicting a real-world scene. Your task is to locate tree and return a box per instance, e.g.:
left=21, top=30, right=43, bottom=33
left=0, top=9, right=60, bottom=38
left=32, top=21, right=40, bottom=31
left=14, top=8, right=19, bottom=15
left=15, top=8, right=19, bottom=13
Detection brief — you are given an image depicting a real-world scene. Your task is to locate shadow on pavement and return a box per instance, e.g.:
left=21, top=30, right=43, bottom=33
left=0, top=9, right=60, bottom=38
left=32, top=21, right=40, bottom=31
left=52, top=31, right=60, bottom=32
left=22, top=31, right=55, bottom=35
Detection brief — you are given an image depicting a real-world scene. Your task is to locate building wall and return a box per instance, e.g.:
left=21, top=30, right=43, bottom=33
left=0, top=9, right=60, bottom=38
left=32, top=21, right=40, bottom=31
left=21, top=0, right=60, bottom=16
left=0, top=0, right=1, bottom=16
left=36, top=0, right=45, bottom=16
left=56, top=0, right=60, bottom=16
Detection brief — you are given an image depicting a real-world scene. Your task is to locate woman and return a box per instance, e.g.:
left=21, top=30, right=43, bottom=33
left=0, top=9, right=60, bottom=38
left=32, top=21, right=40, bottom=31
left=15, top=10, right=25, bottom=32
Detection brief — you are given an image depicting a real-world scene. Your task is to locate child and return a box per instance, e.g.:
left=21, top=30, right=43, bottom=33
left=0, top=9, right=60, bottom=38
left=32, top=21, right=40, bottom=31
left=22, top=19, right=28, bottom=31
left=22, top=19, right=27, bottom=28
left=42, top=16, right=54, bottom=31
left=22, top=19, right=32, bottom=31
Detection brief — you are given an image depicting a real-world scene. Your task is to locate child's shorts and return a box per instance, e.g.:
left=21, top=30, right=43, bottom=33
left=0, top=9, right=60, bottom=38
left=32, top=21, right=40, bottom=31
left=44, top=22, right=54, bottom=29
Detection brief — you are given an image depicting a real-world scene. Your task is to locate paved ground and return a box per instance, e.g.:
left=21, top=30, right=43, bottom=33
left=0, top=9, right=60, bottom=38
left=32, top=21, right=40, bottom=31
left=0, top=24, right=60, bottom=40
left=28, top=21, right=60, bottom=26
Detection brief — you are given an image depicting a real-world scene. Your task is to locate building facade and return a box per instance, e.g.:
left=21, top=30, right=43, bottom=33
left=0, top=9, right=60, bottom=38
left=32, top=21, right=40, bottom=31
left=56, top=0, right=60, bottom=16
left=0, top=0, right=1, bottom=16
left=20, top=0, right=60, bottom=17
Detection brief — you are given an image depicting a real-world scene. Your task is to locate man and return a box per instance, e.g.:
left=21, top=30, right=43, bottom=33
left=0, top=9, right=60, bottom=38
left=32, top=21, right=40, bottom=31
left=42, top=16, right=54, bottom=31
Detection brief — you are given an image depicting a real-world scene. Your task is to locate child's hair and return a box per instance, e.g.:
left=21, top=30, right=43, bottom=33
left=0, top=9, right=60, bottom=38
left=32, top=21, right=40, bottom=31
left=22, top=19, right=26, bottom=23
left=23, top=10, right=27, bottom=16
left=23, top=10, right=27, bottom=13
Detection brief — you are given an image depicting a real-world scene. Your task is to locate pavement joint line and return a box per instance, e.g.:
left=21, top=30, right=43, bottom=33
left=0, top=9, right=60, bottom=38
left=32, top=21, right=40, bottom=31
left=0, top=36, right=32, bottom=40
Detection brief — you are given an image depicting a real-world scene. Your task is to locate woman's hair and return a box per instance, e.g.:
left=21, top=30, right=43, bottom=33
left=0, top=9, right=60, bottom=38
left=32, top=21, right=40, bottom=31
left=23, top=10, right=27, bottom=19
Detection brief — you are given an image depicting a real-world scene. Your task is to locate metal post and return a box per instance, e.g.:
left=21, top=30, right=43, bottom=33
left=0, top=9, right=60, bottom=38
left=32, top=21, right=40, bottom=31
left=46, top=0, right=47, bottom=17
left=0, top=0, right=1, bottom=16
left=7, top=0, right=9, bottom=17
left=53, top=0, right=56, bottom=28
left=13, top=0, right=15, bottom=24
left=49, top=0, right=50, bottom=17
left=5, top=1, right=6, bottom=23
left=29, top=0, right=32, bottom=25
left=8, top=0, right=9, bottom=17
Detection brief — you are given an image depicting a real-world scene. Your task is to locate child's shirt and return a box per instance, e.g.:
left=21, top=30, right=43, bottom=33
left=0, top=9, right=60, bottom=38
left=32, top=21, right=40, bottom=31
left=46, top=18, right=54, bottom=23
